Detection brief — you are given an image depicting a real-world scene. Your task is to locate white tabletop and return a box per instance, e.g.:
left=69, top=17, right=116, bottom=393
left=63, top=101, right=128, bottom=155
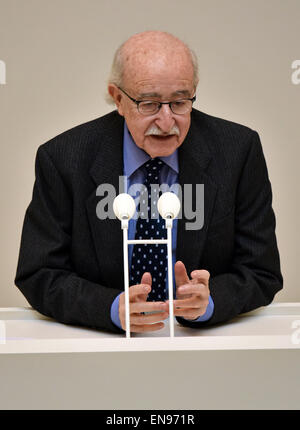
left=1, top=303, right=299, bottom=354
left=1, top=303, right=300, bottom=410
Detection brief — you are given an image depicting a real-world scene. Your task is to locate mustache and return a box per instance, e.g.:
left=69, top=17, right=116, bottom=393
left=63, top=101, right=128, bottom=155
left=145, top=125, right=180, bottom=137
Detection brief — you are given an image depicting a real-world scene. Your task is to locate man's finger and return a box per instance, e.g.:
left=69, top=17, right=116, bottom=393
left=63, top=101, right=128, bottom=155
left=140, top=272, right=152, bottom=286
left=177, top=283, right=207, bottom=296
left=173, top=307, right=207, bottom=319
left=174, top=260, right=190, bottom=287
left=172, top=296, right=208, bottom=308
left=130, top=311, right=168, bottom=325
left=130, top=301, right=168, bottom=314
left=137, top=272, right=152, bottom=301
left=190, top=269, right=210, bottom=286
left=127, top=283, right=151, bottom=301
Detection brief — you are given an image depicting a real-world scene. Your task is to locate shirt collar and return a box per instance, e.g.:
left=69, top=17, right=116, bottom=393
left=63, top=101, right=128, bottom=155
left=123, top=121, right=179, bottom=177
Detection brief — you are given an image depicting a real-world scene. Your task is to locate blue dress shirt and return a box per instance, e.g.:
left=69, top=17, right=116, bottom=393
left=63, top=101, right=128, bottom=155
left=110, top=122, right=214, bottom=329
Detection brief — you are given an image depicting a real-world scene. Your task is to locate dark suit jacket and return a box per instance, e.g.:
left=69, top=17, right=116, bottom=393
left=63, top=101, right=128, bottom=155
left=15, top=109, right=283, bottom=333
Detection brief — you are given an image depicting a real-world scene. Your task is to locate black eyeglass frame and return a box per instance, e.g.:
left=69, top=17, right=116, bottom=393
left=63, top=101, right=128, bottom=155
left=117, top=86, right=196, bottom=115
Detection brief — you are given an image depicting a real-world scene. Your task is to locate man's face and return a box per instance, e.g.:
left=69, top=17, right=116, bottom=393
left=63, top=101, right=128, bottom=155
left=109, top=54, right=195, bottom=158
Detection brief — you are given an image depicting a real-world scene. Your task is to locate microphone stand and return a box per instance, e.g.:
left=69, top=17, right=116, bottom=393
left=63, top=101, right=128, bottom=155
left=115, top=192, right=180, bottom=339
left=121, top=217, right=175, bottom=338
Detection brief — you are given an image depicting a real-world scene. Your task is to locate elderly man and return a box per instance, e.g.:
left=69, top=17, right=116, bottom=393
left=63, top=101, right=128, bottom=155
left=15, top=31, right=282, bottom=334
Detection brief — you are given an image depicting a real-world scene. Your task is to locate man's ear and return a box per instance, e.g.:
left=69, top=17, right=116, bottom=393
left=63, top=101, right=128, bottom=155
left=108, top=84, right=124, bottom=116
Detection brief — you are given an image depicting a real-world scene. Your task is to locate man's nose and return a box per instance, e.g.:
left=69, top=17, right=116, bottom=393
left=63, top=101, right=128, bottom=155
left=154, top=104, right=176, bottom=133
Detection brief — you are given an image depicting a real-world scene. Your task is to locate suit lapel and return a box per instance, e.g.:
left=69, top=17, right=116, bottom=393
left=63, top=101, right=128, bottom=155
left=86, top=112, right=125, bottom=289
left=176, top=113, right=217, bottom=275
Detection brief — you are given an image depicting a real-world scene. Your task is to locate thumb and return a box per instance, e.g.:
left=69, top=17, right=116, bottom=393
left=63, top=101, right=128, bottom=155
left=140, top=272, right=152, bottom=286
left=138, top=272, right=152, bottom=302
left=175, top=261, right=190, bottom=287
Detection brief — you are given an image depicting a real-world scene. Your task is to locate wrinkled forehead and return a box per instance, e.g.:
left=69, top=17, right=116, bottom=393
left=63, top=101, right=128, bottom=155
left=122, top=41, right=194, bottom=90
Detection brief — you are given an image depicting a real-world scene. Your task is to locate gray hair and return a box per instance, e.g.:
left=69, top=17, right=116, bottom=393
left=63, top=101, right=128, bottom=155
left=105, top=39, right=199, bottom=105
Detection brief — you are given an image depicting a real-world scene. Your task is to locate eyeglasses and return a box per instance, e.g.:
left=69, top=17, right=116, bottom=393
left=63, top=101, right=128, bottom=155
left=118, top=87, right=196, bottom=116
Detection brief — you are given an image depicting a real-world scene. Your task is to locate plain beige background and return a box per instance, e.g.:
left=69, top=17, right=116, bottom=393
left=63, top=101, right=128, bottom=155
left=0, top=0, right=299, bottom=307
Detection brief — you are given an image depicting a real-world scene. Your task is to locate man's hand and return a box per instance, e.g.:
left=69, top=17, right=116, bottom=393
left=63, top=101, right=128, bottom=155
left=119, top=272, right=169, bottom=333
left=172, top=260, right=210, bottom=320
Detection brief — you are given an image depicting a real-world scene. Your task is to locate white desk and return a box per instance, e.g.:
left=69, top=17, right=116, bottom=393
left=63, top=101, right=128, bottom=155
left=0, top=303, right=299, bottom=409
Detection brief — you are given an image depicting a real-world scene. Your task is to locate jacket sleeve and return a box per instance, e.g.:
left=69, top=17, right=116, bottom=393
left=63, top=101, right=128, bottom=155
left=177, top=131, right=283, bottom=328
left=15, top=145, right=124, bottom=334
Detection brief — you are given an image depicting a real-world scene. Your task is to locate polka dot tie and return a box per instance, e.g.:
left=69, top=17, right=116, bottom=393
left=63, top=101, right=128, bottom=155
left=130, top=158, right=168, bottom=301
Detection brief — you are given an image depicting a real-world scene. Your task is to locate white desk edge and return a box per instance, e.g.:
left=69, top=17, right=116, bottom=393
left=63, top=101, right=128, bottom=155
left=0, top=303, right=300, bottom=354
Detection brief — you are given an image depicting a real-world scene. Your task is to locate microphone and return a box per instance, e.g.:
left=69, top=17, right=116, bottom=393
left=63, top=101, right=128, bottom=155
left=113, top=193, right=136, bottom=221
left=157, top=192, right=180, bottom=219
